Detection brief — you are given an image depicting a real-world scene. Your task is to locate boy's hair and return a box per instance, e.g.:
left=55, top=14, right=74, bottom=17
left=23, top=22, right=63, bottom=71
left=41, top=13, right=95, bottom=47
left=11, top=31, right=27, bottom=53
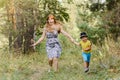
left=80, top=32, right=88, bottom=39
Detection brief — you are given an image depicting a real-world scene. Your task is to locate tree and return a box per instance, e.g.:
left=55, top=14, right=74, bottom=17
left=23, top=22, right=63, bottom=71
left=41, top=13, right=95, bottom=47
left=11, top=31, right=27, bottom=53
left=6, top=0, right=69, bottom=53
left=76, top=0, right=120, bottom=45
left=103, top=2, right=120, bottom=41
left=76, top=0, right=107, bottom=45
left=91, top=0, right=120, bottom=41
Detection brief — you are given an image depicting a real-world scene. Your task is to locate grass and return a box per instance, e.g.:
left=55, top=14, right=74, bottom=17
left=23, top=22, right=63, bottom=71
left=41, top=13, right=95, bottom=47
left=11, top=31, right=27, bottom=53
left=0, top=38, right=120, bottom=80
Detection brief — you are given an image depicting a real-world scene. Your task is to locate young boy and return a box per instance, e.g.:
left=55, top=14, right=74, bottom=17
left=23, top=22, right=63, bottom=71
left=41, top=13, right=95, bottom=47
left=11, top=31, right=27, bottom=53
left=75, top=32, right=92, bottom=73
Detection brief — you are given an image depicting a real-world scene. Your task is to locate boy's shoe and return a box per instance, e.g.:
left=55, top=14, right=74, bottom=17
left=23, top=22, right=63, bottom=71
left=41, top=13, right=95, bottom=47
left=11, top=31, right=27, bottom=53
left=84, top=68, right=89, bottom=73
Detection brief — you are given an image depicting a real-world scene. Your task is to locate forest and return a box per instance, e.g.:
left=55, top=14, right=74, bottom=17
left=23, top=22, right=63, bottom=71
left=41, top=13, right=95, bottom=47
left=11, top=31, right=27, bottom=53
left=0, top=0, right=120, bottom=80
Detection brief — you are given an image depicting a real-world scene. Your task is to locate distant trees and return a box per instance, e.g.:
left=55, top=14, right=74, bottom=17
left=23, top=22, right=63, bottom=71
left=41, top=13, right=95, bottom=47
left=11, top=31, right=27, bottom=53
left=7, top=0, right=37, bottom=53
left=0, top=0, right=119, bottom=52
left=76, top=0, right=120, bottom=45
left=5, top=0, right=69, bottom=53
left=102, top=1, right=120, bottom=41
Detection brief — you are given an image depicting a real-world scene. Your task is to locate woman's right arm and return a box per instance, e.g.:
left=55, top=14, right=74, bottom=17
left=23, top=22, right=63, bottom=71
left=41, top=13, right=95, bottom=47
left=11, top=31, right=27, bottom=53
left=32, top=28, right=46, bottom=46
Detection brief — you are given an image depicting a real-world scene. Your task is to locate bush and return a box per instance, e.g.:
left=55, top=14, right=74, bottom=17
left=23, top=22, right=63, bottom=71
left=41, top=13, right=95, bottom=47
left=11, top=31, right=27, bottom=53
left=77, top=22, right=107, bottom=45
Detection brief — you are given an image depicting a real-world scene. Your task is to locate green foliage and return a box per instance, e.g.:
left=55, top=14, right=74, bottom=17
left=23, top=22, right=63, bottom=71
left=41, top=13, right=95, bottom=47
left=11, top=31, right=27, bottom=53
left=90, top=3, right=105, bottom=12
left=0, top=0, right=6, bottom=8
left=77, top=22, right=107, bottom=45
left=76, top=0, right=120, bottom=43
left=76, top=1, right=107, bottom=45
left=106, top=0, right=120, bottom=10
left=0, top=0, right=70, bottom=53
left=102, top=2, right=120, bottom=41
left=36, top=0, right=70, bottom=28
left=0, top=1, right=120, bottom=79
left=90, top=0, right=119, bottom=11
left=66, top=0, right=74, bottom=4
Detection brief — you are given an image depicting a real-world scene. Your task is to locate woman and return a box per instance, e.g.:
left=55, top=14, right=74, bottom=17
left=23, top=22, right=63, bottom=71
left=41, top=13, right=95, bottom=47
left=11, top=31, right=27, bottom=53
left=32, top=14, right=76, bottom=72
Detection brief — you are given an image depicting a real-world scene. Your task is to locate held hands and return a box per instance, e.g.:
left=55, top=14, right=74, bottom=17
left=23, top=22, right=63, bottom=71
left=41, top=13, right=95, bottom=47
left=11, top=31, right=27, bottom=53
left=74, top=42, right=80, bottom=46
left=70, top=38, right=79, bottom=46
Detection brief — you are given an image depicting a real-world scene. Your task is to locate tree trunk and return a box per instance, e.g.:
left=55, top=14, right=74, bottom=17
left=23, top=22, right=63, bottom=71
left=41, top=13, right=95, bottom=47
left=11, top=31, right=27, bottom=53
left=7, top=0, right=16, bottom=50
left=23, top=20, right=34, bottom=53
left=13, top=10, right=24, bottom=52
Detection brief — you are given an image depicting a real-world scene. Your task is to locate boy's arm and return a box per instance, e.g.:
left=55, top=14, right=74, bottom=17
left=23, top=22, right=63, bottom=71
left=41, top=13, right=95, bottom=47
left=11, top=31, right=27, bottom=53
left=84, top=46, right=91, bottom=51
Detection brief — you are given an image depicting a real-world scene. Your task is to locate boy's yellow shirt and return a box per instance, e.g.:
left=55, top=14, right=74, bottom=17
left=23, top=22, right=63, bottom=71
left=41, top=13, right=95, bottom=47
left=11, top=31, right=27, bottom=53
left=80, top=40, right=92, bottom=53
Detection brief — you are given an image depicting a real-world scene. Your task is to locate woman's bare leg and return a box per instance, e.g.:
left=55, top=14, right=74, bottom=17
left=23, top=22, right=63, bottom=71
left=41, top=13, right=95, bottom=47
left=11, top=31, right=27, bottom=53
left=53, top=57, right=58, bottom=72
left=49, top=58, right=53, bottom=67
left=48, top=58, right=53, bottom=72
